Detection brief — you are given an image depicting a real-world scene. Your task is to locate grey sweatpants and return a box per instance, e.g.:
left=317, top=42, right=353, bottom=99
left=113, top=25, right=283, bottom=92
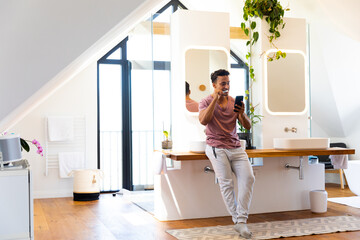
left=205, top=144, right=255, bottom=224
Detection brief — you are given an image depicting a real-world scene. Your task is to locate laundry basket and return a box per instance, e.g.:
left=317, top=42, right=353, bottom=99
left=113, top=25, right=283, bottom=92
left=69, top=169, right=104, bottom=201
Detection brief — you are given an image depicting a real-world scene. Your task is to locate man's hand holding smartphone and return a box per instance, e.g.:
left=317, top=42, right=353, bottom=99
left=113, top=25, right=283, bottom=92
left=234, top=95, right=244, bottom=113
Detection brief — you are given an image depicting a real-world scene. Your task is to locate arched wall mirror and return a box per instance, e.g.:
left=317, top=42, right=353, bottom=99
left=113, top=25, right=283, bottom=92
left=265, top=50, right=307, bottom=115
left=185, top=48, right=228, bottom=113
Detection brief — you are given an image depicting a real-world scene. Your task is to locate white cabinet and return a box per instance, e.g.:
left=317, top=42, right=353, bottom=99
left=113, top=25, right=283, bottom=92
left=0, top=160, right=33, bottom=240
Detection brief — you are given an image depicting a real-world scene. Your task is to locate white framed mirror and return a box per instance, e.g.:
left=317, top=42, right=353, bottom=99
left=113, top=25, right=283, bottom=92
left=264, top=50, right=307, bottom=115
left=185, top=48, right=228, bottom=114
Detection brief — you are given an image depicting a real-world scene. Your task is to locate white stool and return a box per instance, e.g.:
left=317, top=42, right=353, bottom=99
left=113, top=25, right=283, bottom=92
left=309, top=190, right=328, bottom=213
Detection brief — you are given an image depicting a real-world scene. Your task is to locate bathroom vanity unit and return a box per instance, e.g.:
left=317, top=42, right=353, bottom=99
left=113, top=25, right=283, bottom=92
left=0, top=160, right=34, bottom=240
left=154, top=148, right=355, bottom=221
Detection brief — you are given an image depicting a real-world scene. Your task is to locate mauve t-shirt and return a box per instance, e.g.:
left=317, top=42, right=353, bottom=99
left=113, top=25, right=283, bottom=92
left=199, top=95, right=241, bottom=149
left=186, top=99, right=199, bottom=112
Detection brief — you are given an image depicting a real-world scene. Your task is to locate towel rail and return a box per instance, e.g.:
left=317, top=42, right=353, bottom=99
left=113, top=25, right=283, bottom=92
left=44, top=115, right=86, bottom=176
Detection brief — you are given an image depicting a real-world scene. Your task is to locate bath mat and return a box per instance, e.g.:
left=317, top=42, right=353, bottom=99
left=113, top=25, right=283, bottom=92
left=166, top=215, right=360, bottom=239
left=124, top=191, right=154, bottom=215
left=329, top=196, right=360, bottom=208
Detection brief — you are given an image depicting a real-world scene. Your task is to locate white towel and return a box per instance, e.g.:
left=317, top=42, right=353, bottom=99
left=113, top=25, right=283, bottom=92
left=59, top=152, right=85, bottom=178
left=47, top=116, right=74, bottom=141
left=330, top=154, right=348, bottom=169
left=153, top=151, right=167, bottom=175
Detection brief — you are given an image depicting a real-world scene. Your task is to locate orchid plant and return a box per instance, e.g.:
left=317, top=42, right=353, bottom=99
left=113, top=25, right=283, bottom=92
left=1, top=132, right=43, bottom=156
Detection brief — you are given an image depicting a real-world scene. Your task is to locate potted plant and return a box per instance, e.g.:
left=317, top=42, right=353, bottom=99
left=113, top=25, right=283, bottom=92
left=162, top=130, right=172, bottom=149
left=238, top=104, right=263, bottom=149
left=239, top=0, right=289, bottom=148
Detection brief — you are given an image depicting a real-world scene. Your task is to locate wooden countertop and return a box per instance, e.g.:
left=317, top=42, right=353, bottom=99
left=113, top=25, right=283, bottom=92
left=162, top=148, right=355, bottom=161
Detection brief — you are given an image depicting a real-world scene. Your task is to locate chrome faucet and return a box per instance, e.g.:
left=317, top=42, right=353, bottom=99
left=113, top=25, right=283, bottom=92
left=284, top=127, right=297, bottom=133
left=204, top=166, right=214, bottom=173
left=285, top=156, right=304, bottom=180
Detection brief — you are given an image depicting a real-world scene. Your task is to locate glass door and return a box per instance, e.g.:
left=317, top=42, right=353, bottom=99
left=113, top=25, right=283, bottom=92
left=98, top=39, right=132, bottom=191
left=98, top=63, right=123, bottom=191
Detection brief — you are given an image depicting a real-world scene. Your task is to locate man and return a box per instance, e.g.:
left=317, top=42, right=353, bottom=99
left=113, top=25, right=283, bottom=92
left=199, top=69, right=255, bottom=239
left=185, top=81, right=199, bottom=112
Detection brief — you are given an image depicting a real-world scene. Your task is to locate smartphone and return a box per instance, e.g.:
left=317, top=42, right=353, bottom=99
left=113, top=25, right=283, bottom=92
left=234, top=96, right=243, bottom=112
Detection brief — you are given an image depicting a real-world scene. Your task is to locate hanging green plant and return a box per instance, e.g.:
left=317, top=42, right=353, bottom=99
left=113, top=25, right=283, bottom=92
left=238, top=0, right=289, bottom=139
left=241, top=0, right=290, bottom=62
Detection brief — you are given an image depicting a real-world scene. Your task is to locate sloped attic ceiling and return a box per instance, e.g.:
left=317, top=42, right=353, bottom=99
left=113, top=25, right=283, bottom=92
left=0, top=0, right=154, bottom=128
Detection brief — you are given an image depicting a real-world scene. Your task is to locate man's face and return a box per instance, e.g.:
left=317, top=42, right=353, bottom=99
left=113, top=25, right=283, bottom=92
left=213, top=75, right=230, bottom=96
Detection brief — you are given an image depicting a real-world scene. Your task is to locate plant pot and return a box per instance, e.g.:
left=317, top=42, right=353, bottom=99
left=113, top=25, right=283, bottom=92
left=162, top=140, right=172, bottom=149
left=238, top=132, right=256, bottom=149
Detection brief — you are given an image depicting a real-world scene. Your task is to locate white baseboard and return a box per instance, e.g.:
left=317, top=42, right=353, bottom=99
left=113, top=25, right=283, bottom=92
left=34, top=190, right=73, bottom=199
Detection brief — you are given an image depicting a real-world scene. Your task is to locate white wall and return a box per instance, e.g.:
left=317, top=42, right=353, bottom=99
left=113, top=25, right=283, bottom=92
left=0, top=0, right=149, bottom=121
left=281, top=0, right=360, bottom=160
left=181, top=0, right=243, bottom=27
left=170, top=10, right=230, bottom=150
left=11, top=63, right=98, bottom=198
left=254, top=18, right=309, bottom=148
left=0, top=0, right=170, bottom=131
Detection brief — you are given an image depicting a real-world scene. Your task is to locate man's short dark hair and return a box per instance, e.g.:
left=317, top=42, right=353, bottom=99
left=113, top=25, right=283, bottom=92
left=185, top=81, right=190, bottom=95
left=211, top=69, right=230, bottom=83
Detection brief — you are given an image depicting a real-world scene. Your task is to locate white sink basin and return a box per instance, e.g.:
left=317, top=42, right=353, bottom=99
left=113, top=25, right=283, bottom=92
left=189, top=140, right=206, bottom=153
left=273, top=138, right=330, bottom=150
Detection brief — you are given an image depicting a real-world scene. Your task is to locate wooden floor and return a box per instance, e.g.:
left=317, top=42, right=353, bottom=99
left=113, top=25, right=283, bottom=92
left=34, top=183, right=360, bottom=240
